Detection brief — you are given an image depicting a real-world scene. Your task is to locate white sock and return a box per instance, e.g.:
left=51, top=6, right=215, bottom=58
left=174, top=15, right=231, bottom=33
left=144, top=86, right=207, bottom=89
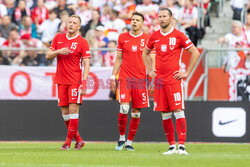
left=169, top=144, right=176, bottom=148
left=119, top=135, right=125, bottom=141
left=126, top=140, right=132, bottom=146
left=179, top=144, right=185, bottom=148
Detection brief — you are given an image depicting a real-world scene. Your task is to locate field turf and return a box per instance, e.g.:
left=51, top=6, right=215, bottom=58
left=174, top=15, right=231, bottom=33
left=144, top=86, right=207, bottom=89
left=0, top=142, right=249, bottom=167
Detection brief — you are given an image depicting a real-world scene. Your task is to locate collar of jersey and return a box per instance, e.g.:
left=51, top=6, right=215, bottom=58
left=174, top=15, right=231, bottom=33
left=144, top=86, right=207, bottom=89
left=129, top=31, right=143, bottom=38
left=66, top=33, right=79, bottom=40
left=160, top=27, right=174, bottom=36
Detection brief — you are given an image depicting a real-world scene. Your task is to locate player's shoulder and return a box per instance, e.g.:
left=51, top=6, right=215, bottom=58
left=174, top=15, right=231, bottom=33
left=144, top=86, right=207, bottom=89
left=142, top=32, right=150, bottom=39
left=149, top=30, right=160, bottom=39
left=77, top=35, right=88, bottom=43
left=119, top=32, right=129, bottom=39
left=54, top=33, right=66, bottom=39
left=172, top=28, right=187, bottom=38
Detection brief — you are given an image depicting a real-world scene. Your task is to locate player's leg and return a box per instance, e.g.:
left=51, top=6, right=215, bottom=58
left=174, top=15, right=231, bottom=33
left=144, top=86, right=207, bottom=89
left=64, top=103, right=82, bottom=148
left=154, top=84, right=177, bottom=155
left=116, top=80, right=131, bottom=151
left=161, top=112, right=178, bottom=155
left=173, top=109, right=188, bottom=155
left=125, top=108, right=141, bottom=151
left=116, top=102, right=130, bottom=151
left=125, top=81, right=149, bottom=151
left=168, top=82, right=188, bottom=155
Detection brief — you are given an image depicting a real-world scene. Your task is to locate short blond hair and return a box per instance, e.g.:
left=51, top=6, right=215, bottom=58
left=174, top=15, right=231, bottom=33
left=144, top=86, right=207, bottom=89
left=69, top=15, right=82, bottom=25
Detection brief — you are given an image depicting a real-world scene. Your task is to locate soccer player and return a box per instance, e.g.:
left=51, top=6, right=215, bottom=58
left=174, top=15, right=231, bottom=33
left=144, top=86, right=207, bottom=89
left=110, top=12, right=151, bottom=151
left=142, top=8, right=200, bottom=155
left=46, top=15, right=90, bottom=150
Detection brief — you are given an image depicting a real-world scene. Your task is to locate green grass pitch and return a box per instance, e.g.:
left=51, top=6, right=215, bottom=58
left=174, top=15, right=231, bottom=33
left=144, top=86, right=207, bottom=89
left=0, top=142, right=249, bottom=167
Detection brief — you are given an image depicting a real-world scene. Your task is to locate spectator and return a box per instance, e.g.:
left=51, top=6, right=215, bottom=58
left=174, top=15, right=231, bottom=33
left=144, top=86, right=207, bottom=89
left=5, top=0, right=16, bottom=16
left=66, top=0, right=81, bottom=11
left=0, top=3, right=8, bottom=19
left=19, top=16, right=37, bottom=39
left=104, top=9, right=126, bottom=39
left=85, top=29, right=99, bottom=66
left=12, top=0, right=31, bottom=25
left=19, top=33, right=43, bottom=66
left=31, top=0, right=49, bottom=26
left=230, top=0, right=248, bottom=21
left=2, top=28, right=22, bottom=65
left=0, top=32, right=6, bottom=47
left=0, top=50, right=10, bottom=65
left=83, top=9, right=103, bottom=37
left=75, top=1, right=92, bottom=27
left=135, top=0, right=159, bottom=26
left=165, top=0, right=181, bottom=20
left=114, top=0, right=136, bottom=25
left=243, top=11, right=250, bottom=45
left=218, top=21, right=248, bottom=70
left=102, top=40, right=117, bottom=67
left=89, top=0, right=107, bottom=10
left=179, top=0, right=199, bottom=46
left=54, top=0, right=74, bottom=18
left=25, top=0, right=37, bottom=10
left=95, top=25, right=109, bottom=55
left=57, top=10, right=69, bottom=33
left=100, top=4, right=111, bottom=25
left=44, top=0, right=58, bottom=10
left=0, top=15, right=17, bottom=39
left=37, top=10, right=60, bottom=47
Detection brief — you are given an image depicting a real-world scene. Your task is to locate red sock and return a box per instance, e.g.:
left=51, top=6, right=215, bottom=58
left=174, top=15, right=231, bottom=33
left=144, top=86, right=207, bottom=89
left=162, top=118, right=175, bottom=145
left=65, top=121, right=82, bottom=142
left=127, top=117, right=140, bottom=141
left=176, top=118, right=187, bottom=145
left=65, top=119, right=79, bottom=146
left=118, top=113, right=127, bottom=136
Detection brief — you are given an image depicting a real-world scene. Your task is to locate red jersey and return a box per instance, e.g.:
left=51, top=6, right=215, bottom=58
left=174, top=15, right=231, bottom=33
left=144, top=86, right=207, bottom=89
left=49, top=33, right=90, bottom=84
left=117, top=32, right=149, bottom=81
left=146, top=28, right=193, bottom=85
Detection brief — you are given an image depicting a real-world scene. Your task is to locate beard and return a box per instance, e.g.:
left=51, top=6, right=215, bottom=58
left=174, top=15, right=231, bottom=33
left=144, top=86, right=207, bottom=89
left=160, top=22, right=170, bottom=29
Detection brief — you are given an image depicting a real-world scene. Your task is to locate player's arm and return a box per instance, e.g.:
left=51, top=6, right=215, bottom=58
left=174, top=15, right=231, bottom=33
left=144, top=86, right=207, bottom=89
left=46, top=48, right=70, bottom=60
left=173, top=46, right=200, bottom=80
left=142, top=48, right=156, bottom=78
left=81, top=58, right=90, bottom=95
left=110, top=50, right=122, bottom=93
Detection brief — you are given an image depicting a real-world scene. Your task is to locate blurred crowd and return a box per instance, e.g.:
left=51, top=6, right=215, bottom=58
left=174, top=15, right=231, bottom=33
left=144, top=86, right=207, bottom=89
left=0, top=0, right=211, bottom=66
left=218, top=6, right=250, bottom=71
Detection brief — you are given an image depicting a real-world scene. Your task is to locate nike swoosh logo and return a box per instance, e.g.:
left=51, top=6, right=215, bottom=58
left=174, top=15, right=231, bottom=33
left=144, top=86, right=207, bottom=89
left=124, top=40, right=130, bottom=42
left=219, top=119, right=237, bottom=125
left=155, top=40, right=160, bottom=42
left=58, top=42, right=63, bottom=43
left=175, top=103, right=181, bottom=105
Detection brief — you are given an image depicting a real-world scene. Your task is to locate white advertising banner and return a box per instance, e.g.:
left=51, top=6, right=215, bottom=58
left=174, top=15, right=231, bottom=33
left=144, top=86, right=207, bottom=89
left=0, top=65, right=113, bottom=100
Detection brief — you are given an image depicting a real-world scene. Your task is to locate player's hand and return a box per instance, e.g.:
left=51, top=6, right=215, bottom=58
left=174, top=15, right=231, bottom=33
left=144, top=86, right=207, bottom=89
left=173, top=71, right=188, bottom=80
left=58, top=47, right=71, bottom=55
left=110, top=79, right=116, bottom=94
left=149, top=70, right=156, bottom=78
left=148, top=79, right=154, bottom=94
left=81, top=88, right=86, bottom=95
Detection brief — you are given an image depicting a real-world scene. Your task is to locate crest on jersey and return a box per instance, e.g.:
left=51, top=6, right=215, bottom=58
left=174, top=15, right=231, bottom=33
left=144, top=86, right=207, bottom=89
left=161, top=45, right=167, bottom=52
left=132, top=45, right=137, bottom=52
left=121, top=94, right=125, bottom=99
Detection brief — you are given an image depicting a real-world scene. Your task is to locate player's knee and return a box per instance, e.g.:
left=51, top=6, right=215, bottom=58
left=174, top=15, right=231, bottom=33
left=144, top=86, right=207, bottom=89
left=62, top=114, right=70, bottom=121
left=131, top=112, right=141, bottom=118
left=174, top=111, right=185, bottom=119
left=161, top=112, right=172, bottom=120
left=120, top=104, right=129, bottom=114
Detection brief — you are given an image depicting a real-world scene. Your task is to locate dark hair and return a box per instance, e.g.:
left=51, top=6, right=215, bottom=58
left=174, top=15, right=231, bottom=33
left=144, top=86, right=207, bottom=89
left=131, top=11, right=144, bottom=21
left=109, top=40, right=117, bottom=45
left=112, top=9, right=119, bottom=17
left=247, top=9, right=250, bottom=14
left=10, top=27, right=18, bottom=33
left=159, top=8, right=173, bottom=17
left=49, top=9, right=57, bottom=15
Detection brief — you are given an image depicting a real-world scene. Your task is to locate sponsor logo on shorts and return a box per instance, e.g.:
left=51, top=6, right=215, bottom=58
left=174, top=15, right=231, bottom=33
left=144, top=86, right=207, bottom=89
left=175, top=102, right=181, bottom=106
